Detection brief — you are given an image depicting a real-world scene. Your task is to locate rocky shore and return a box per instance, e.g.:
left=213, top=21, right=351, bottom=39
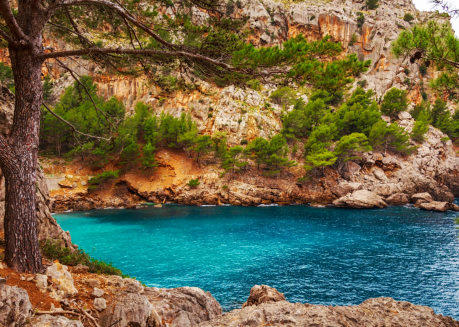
left=45, top=111, right=458, bottom=213
left=1, top=262, right=457, bottom=327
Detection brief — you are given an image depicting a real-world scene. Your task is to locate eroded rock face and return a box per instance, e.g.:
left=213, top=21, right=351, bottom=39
left=99, top=292, right=154, bottom=327
left=28, top=314, right=84, bottom=327
left=333, top=190, right=387, bottom=209
left=0, top=282, right=32, bottom=327
left=199, top=296, right=458, bottom=327
left=144, top=286, right=222, bottom=327
left=243, top=285, right=286, bottom=308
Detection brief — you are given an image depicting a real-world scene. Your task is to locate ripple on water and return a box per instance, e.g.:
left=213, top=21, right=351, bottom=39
left=55, top=205, right=459, bottom=318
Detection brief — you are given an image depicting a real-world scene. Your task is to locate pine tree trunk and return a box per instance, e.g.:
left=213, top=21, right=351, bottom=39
left=1, top=44, right=44, bottom=273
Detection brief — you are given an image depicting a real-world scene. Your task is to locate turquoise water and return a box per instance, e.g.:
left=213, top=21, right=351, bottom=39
left=55, top=205, right=458, bottom=318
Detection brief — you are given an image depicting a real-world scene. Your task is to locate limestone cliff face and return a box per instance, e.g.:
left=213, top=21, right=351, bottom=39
left=44, top=0, right=450, bottom=145
left=0, top=87, right=73, bottom=247
left=27, top=0, right=459, bottom=209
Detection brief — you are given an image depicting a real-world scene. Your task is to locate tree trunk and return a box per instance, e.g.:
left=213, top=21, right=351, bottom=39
left=1, top=45, right=44, bottom=273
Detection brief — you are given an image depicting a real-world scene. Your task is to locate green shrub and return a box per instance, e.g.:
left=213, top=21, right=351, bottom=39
left=411, top=116, right=430, bottom=143
left=365, top=0, right=379, bottom=10
left=369, top=121, right=414, bottom=155
left=188, top=178, right=200, bottom=188
left=282, top=97, right=328, bottom=139
left=41, top=239, right=123, bottom=276
left=245, top=135, right=295, bottom=174
left=88, top=170, right=119, bottom=190
left=270, top=86, right=296, bottom=107
left=380, top=88, right=408, bottom=118
left=419, top=63, right=427, bottom=76
left=142, top=142, right=157, bottom=169
left=334, top=133, right=372, bottom=162
left=357, top=12, right=365, bottom=28
left=403, top=13, right=414, bottom=23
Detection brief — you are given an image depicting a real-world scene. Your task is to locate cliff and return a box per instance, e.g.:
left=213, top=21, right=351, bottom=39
left=36, top=0, right=458, bottom=212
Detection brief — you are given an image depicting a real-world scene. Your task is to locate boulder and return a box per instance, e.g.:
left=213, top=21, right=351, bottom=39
left=28, top=314, right=83, bottom=327
left=46, top=262, right=78, bottom=299
left=416, top=201, right=455, bottom=212
left=35, top=274, right=48, bottom=292
left=333, top=190, right=387, bottom=209
left=144, top=286, right=222, bottom=327
left=411, top=192, right=433, bottom=204
left=242, top=285, right=286, bottom=308
left=92, top=287, right=104, bottom=298
left=0, top=283, right=32, bottom=327
left=385, top=193, right=409, bottom=205
left=99, top=293, right=153, bottom=327
left=94, top=297, right=107, bottom=311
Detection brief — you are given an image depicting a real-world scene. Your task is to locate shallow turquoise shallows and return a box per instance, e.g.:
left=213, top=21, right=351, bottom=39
left=54, top=205, right=458, bottom=318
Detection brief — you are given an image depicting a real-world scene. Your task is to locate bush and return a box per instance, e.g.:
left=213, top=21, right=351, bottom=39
left=142, top=142, right=157, bottom=169
left=380, top=88, right=408, bottom=118
left=270, top=86, right=296, bottom=107
left=403, top=13, right=414, bottom=23
left=245, top=135, right=295, bottom=174
left=188, top=178, right=200, bottom=188
left=41, top=240, right=123, bottom=276
left=369, top=121, right=413, bottom=155
left=357, top=12, right=365, bottom=28
left=88, top=170, right=119, bottom=190
left=365, top=0, right=379, bottom=10
left=334, top=133, right=372, bottom=162
left=282, top=97, right=328, bottom=139
left=411, top=116, right=430, bottom=143
left=331, top=88, right=381, bottom=136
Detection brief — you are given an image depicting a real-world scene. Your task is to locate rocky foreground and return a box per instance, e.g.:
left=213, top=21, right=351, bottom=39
left=0, top=264, right=457, bottom=327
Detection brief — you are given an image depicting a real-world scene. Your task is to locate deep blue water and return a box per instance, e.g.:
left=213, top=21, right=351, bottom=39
left=55, top=205, right=458, bottom=318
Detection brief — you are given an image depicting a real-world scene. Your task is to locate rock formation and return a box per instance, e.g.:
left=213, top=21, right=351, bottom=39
left=1, top=266, right=457, bottom=327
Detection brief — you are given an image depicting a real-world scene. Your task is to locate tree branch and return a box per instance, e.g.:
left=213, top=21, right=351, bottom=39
left=0, top=0, right=29, bottom=42
left=42, top=103, right=111, bottom=141
left=52, top=0, right=176, bottom=50
left=39, top=47, right=234, bottom=70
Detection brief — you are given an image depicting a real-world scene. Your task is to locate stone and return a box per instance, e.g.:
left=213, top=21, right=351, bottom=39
left=385, top=193, right=409, bottom=205
left=372, top=168, right=387, bottom=181
left=99, top=293, right=153, bottom=327
left=416, top=201, right=451, bottom=212
left=242, top=285, right=286, bottom=308
left=46, top=262, right=78, bottom=298
left=35, top=274, right=48, bottom=292
left=333, top=190, right=387, bottom=209
left=122, top=278, right=143, bottom=293
left=144, top=286, right=222, bottom=326
left=58, top=179, right=75, bottom=189
left=28, top=314, right=84, bottom=327
left=411, top=192, right=433, bottom=204
left=94, top=297, right=107, bottom=311
left=92, top=287, right=104, bottom=297
left=398, top=111, right=412, bottom=120
left=0, top=283, right=32, bottom=327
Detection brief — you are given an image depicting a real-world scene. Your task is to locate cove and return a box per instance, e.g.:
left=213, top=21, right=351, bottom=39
left=54, top=205, right=458, bottom=318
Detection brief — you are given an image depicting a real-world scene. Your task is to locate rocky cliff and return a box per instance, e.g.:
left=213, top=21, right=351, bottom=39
left=39, top=0, right=458, bottom=212
left=0, top=266, right=457, bottom=327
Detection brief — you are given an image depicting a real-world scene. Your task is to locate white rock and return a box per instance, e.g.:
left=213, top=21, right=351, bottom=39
left=92, top=287, right=105, bottom=298
left=94, top=297, right=107, bottom=311
left=46, top=262, right=78, bottom=298
left=36, top=274, right=48, bottom=292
